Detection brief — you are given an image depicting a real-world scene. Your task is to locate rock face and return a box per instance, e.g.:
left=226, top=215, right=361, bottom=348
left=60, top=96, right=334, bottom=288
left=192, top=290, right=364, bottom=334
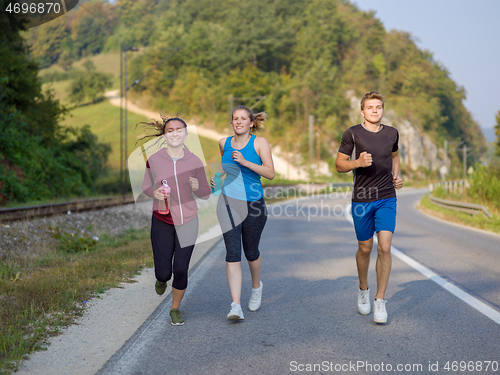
left=385, top=115, right=444, bottom=171
left=347, top=93, right=445, bottom=172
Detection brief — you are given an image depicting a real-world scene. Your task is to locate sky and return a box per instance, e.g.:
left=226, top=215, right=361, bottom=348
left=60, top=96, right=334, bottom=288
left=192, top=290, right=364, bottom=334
left=352, top=0, right=500, bottom=142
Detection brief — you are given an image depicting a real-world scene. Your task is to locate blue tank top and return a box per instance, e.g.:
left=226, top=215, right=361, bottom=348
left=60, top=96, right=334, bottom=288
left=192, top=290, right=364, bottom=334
left=221, top=135, right=263, bottom=201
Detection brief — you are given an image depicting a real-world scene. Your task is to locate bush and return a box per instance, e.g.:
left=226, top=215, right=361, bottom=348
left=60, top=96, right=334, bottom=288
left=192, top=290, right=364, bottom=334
left=0, top=118, right=111, bottom=204
left=468, top=164, right=500, bottom=211
left=94, top=173, right=132, bottom=195
left=54, top=232, right=99, bottom=254
left=40, top=70, right=70, bottom=83
left=67, top=61, right=113, bottom=104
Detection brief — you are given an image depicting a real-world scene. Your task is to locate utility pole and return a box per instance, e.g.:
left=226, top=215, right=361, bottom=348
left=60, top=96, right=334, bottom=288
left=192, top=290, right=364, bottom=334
left=316, top=126, right=320, bottom=174
left=308, top=115, right=314, bottom=180
left=120, top=45, right=123, bottom=186
left=444, top=139, right=448, bottom=168
left=119, top=45, right=182, bottom=191
left=228, top=95, right=234, bottom=124
left=462, top=145, right=467, bottom=180
left=285, top=132, right=289, bottom=180
left=124, top=44, right=129, bottom=190
left=297, top=142, right=301, bottom=180
left=120, top=45, right=138, bottom=189
left=406, top=136, right=411, bottom=179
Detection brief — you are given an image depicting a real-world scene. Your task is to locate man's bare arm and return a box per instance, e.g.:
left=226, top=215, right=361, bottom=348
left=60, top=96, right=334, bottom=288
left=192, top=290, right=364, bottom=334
left=336, top=151, right=372, bottom=173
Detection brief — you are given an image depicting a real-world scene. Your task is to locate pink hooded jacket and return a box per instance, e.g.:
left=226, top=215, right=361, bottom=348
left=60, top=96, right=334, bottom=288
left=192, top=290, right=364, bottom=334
left=142, top=148, right=210, bottom=225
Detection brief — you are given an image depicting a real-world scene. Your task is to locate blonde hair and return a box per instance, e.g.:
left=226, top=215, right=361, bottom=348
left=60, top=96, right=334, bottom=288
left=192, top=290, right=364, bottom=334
left=231, top=106, right=268, bottom=134
left=360, top=92, right=385, bottom=110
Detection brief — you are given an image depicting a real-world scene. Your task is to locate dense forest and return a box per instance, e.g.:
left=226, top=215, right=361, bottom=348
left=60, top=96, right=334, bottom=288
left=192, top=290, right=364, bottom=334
left=2, top=0, right=492, bottom=204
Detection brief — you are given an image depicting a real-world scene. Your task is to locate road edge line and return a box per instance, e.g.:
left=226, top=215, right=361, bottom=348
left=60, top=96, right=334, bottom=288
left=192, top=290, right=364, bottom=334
left=344, top=203, right=500, bottom=325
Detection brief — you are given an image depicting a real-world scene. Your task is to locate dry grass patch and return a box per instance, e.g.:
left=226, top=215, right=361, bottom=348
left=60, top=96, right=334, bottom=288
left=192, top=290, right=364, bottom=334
left=0, top=228, right=152, bottom=374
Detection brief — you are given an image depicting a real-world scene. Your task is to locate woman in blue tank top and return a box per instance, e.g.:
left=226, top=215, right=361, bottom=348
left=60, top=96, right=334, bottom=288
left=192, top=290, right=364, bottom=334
left=211, top=106, right=275, bottom=321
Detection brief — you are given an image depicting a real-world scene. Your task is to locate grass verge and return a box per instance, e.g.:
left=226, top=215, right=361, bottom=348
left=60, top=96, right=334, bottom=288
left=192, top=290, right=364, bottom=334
left=61, top=100, right=149, bottom=170
left=418, top=194, right=500, bottom=234
left=61, top=100, right=221, bottom=171
left=0, top=228, right=152, bottom=374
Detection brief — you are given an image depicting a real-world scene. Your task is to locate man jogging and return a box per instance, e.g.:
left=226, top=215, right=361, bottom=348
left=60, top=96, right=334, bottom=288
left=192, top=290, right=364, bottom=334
left=335, top=91, right=403, bottom=324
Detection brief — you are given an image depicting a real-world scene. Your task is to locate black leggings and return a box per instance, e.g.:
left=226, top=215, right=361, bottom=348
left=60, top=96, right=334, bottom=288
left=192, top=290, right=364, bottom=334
left=217, top=195, right=267, bottom=263
left=150, top=215, right=198, bottom=290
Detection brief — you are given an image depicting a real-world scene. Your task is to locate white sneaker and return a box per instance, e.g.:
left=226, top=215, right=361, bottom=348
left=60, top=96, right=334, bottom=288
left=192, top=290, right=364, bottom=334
left=227, top=302, right=244, bottom=321
left=357, top=288, right=371, bottom=315
left=248, top=281, right=263, bottom=311
left=374, top=299, right=388, bottom=323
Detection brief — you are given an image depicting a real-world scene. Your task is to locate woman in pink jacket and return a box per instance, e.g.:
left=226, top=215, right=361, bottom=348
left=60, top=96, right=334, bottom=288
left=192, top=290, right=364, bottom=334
left=140, top=116, right=210, bottom=326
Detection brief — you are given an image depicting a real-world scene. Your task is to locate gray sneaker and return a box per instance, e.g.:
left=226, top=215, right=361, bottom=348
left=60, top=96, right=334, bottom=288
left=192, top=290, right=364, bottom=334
left=248, top=281, right=263, bottom=311
left=170, top=308, right=185, bottom=326
left=227, top=302, right=244, bottom=321
left=374, top=299, right=387, bottom=323
left=357, top=287, right=371, bottom=315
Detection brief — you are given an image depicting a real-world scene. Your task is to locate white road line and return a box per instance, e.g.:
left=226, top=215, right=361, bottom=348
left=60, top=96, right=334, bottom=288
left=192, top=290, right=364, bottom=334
left=344, top=204, right=500, bottom=325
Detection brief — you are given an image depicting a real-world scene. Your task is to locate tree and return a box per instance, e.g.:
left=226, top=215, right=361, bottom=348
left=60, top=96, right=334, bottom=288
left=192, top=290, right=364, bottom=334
left=58, top=50, right=74, bottom=71
left=60, top=125, right=112, bottom=182
left=67, top=60, right=113, bottom=104
left=0, top=12, right=110, bottom=205
left=0, top=14, right=63, bottom=144
left=69, top=1, right=115, bottom=58
left=127, top=0, right=487, bottom=168
left=25, top=16, right=68, bottom=68
left=104, top=0, right=157, bottom=49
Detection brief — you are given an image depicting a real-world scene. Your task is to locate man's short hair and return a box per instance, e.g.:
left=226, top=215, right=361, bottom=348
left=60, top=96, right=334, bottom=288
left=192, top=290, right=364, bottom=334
left=360, top=92, right=385, bottom=110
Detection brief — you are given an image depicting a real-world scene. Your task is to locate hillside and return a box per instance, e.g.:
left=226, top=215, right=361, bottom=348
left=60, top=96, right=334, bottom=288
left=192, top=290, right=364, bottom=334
left=25, top=0, right=488, bottom=181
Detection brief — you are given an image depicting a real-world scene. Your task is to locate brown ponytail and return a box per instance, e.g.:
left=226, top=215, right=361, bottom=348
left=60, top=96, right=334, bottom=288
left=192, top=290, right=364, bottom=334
left=231, top=106, right=268, bottom=134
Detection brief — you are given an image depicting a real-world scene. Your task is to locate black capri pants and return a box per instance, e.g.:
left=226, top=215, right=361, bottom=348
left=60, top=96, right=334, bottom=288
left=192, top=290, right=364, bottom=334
left=217, top=195, right=267, bottom=263
left=150, top=215, right=198, bottom=290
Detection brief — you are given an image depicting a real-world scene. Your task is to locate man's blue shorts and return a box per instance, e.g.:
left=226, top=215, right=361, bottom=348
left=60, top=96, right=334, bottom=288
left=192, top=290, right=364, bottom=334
left=351, top=197, right=397, bottom=242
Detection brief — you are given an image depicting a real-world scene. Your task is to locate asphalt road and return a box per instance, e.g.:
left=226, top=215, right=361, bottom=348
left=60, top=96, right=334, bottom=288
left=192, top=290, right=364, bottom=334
left=97, top=189, right=500, bottom=375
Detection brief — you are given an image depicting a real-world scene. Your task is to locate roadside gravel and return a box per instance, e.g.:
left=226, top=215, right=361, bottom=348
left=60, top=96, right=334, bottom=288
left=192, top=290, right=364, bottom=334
left=0, top=201, right=152, bottom=260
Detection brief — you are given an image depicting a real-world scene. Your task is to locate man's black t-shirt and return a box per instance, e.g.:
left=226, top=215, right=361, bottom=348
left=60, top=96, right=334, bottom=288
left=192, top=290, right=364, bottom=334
left=338, top=123, right=399, bottom=203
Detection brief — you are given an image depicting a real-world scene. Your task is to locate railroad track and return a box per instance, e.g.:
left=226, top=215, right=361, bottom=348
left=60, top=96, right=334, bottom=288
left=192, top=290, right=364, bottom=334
left=0, top=195, right=136, bottom=223
left=0, top=183, right=350, bottom=223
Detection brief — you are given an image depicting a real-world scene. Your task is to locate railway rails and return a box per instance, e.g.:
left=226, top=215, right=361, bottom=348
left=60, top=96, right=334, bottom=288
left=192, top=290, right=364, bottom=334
left=0, top=183, right=350, bottom=223
left=0, top=195, right=136, bottom=223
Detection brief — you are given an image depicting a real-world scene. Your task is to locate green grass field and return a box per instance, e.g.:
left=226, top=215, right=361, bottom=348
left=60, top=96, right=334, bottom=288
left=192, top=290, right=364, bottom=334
left=72, top=52, right=121, bottom=77
left=40, top=52, right=121, bottom=77
left=40, top=52, right=122, bottom=106
left=61, top=100, right=146, bottom=170
left=40, top=50, right=220, bottom=175
left=39, top=50, right=143, bottom=88
left=42, top=80, right=72, bottom=106
left=61, top=100, right=221, bottom=173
